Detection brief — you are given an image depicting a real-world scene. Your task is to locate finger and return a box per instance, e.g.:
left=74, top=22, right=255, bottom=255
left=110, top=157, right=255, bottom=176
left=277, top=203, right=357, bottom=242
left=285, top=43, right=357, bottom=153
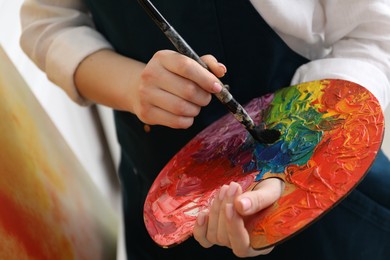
left=193, top=211, right=213, bottom=248
left=235, top=178, right=285, bottom=216
left=206, top=184, right=228, bottom=245
left=257, top=247, right=275, bottom=255
left=217, top=182, right=241, bottom=246
left=225, top=203, right=275, bottom=257
left=144, top=86, right=202, bottom=117
left=141, top=59, right=212, bottom=107
left=157, top=50, right=222, bottom=94
left=201, top=54, right=227, bottom=78
left=136, top=104, right=194, bottom=129
left=161, top=75, right=212, bottom=107
left=224, top=202, right=254, bottom=257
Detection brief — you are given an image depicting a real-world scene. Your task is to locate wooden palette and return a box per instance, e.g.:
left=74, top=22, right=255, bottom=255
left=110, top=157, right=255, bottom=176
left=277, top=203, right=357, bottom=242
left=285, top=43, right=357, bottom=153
left=143, top=79, right=384, bottom=249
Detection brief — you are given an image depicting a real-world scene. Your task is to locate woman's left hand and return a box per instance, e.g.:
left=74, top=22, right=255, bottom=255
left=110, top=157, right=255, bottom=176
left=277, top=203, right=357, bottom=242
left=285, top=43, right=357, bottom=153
left=193, top=178, right=284, bottom=257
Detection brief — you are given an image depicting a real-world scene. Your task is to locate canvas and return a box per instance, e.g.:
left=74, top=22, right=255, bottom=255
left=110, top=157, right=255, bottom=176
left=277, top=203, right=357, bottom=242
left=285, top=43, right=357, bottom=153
left=0, top=47, right=118, bottom=259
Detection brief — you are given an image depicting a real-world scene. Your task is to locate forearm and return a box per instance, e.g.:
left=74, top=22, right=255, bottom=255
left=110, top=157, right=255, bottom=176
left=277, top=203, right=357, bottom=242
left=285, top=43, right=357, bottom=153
left=74, top=49, right=145, bottom=112
left=20, top=0, right=113, bottom=105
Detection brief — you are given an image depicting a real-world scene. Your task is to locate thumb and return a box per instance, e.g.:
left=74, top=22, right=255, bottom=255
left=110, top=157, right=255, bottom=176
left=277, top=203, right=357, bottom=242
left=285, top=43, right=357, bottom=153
left=234, top=178, right=285, bottom=216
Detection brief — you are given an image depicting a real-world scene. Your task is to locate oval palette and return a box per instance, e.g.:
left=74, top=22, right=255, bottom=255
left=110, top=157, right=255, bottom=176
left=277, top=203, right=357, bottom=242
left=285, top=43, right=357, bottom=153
left=144, top=79, right=384, bottom=250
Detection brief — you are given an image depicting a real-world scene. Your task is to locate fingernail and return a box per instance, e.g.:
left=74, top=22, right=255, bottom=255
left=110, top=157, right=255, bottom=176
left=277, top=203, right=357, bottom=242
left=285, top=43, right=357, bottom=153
left=218, top=63, right=227, bottom=74
left=197, top=212, right=206, bottom=226
left=225, top=203, right=234, bottom=220
left=227, top=182, right=239, bottom=197
left=239, top=197, right=252, bottom=212
left=219, top=185, right=228, bottom=200
left=213, top=82, right=222, bottom=93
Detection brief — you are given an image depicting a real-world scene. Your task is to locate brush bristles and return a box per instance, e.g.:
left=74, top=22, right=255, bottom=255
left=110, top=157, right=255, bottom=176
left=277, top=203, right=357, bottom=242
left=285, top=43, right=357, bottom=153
left=251, top=126, right=281, bottom=144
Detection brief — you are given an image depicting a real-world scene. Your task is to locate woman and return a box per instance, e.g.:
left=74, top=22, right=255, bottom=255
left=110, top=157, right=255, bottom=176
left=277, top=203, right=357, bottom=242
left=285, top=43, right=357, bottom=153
left=20, top=0, right=390, bottom=259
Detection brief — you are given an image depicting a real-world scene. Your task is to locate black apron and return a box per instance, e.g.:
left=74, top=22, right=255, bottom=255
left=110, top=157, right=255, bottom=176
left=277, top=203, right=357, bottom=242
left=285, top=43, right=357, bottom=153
left=84, top=1, right=390, bottom=259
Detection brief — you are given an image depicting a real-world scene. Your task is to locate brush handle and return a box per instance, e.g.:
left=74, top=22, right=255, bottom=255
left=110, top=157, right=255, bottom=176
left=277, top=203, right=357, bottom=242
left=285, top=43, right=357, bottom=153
left=138, top=0, right=257, bottom=134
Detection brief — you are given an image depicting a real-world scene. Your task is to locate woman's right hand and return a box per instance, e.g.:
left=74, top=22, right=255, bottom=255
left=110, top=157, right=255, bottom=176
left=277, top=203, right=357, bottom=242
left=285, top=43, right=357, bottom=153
left=132, top=50, right=226, bottom=128
left=75, top=49, right=226, bottom=128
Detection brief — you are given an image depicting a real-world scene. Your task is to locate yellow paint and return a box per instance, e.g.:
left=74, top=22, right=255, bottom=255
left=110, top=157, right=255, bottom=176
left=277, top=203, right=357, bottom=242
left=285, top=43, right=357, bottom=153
left=0, top=46, right=118, bottom=259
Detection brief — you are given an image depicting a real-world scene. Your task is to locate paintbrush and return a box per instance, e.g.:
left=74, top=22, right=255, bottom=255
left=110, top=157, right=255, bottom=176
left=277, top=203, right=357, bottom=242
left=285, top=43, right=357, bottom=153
left=137, top=0, right=280, bottom=144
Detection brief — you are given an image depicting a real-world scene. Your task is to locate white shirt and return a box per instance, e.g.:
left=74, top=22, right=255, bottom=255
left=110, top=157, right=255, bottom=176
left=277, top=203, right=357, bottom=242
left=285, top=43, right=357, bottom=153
left=20, top=0, right=390, bottom=109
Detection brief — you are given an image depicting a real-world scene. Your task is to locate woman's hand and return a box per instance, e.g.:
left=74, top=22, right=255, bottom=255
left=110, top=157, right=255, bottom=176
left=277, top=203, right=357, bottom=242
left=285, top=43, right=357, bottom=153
left=75, top=49, right=225, bottom=128
left=132, top=50, right=226, bottom=128
left=193, top=178, right=284, bottom=258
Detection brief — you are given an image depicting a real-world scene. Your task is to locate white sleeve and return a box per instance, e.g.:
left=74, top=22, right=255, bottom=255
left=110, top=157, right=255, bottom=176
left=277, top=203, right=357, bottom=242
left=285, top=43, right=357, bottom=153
left=20, top=0, right=113, bottom=105
left=250, top=0, right=390, bottom=110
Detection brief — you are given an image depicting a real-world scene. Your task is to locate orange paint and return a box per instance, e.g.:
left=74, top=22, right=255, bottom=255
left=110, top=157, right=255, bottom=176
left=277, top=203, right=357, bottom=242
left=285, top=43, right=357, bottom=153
left=144, top=79, right=384, bottom=249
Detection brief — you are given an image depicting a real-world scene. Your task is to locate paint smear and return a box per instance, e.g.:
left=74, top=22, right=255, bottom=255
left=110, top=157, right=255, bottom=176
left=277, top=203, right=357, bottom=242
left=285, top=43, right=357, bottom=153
left=0, top=48, right=117, bottom=259
left=143, top=79, right=384, bottom=249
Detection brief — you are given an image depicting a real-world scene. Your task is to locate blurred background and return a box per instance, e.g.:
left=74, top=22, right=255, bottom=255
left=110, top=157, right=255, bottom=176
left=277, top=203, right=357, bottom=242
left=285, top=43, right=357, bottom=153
left=0, top=0, right=121, bottom=207
left=0, top=1, right=389, bottom=259
left=0, top=0, right=124, bottom=258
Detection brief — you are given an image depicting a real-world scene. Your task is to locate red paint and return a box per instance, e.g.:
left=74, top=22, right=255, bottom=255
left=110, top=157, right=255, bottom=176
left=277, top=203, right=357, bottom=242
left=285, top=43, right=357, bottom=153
left=248, top=81, right=384, bottom=247
left=0, top=192, right=72, bottom=259
left=144, top=79, right=384, bottom=249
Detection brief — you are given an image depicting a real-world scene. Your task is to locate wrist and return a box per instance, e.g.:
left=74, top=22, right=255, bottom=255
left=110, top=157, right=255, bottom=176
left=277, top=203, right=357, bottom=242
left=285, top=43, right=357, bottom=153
left=74, top=49, right=145, bottom=112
